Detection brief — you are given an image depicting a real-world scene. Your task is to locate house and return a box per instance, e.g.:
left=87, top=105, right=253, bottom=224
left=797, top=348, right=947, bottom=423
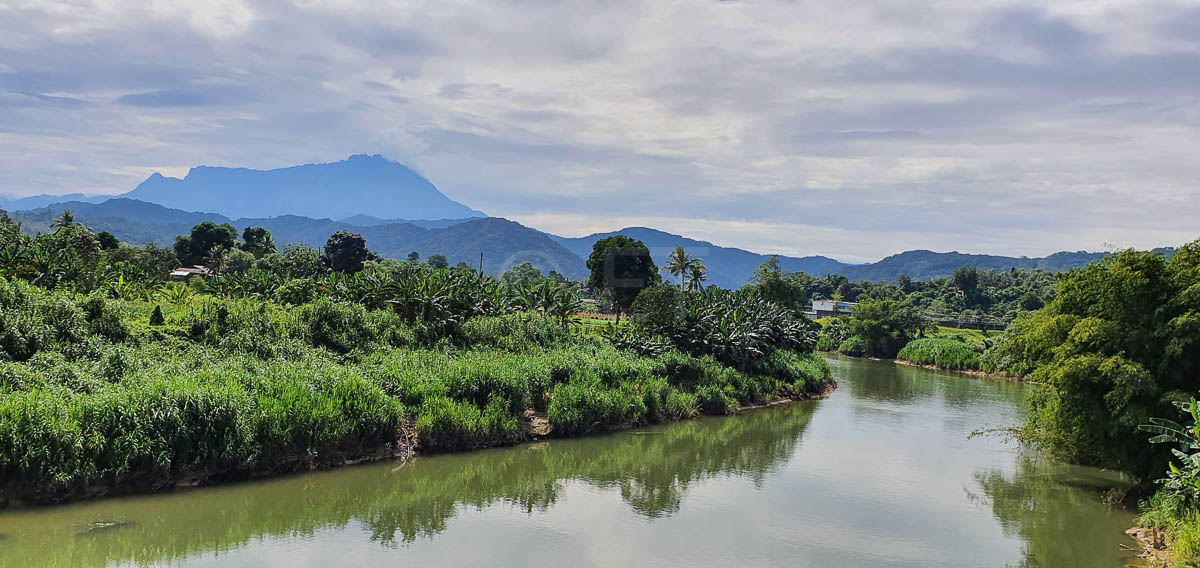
left=169, top=265, right=212, bottom=280
left=809, top=299, right=857, bottom=317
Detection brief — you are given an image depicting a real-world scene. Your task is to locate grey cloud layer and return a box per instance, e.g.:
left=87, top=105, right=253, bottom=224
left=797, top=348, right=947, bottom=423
left=0, top=0, right=1197, bottom=261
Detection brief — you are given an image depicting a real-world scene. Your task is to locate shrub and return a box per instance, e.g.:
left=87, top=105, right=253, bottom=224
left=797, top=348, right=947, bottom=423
left=695, top=384, right=737, bottom=415
left=630, top=284, right=684, bottom=335
left=149, top=305, right=165, bottom=326
left=897, top=338, right=981, bottom=370
left=275, top=278, right=319, bottom=306
left=547, top=376, right=645, bottom=435
left=415, top=395, right=517, bottom=451
left=837, top=336, right=867, bottom=356
left=293, top=298, right=376, bottom=354
left=664, top=389, right=700, bottom=419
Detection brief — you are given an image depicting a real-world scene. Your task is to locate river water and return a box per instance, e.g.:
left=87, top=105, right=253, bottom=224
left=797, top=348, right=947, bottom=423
left=0, top=355, right=1139, bottom=567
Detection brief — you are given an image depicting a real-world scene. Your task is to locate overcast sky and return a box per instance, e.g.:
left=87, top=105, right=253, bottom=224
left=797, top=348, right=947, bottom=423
left=2, top=0, right=1198, bottom=262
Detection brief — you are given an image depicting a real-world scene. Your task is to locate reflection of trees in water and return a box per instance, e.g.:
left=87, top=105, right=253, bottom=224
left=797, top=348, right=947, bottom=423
left=3, top=402, right=819, bottom=567
left=969, top=452, right=1135, bottom=568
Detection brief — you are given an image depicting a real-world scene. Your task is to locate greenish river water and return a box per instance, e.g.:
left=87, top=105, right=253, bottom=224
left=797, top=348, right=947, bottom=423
left=0, top=355, right=1139, bottom=567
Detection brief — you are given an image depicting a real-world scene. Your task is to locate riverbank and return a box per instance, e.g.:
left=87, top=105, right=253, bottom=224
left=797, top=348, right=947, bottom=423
left=892, top=359, right=1025, bottom=381
left=0, top=374, right=835, bottom=509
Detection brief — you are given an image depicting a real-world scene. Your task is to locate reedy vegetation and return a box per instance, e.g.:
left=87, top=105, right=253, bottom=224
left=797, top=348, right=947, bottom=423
left=0, top=214, right=831, bottom=503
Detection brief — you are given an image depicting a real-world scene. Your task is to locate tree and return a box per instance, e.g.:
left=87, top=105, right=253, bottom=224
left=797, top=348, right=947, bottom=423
left=51, top=210, right=74, bottom=230
left=896, top=273, right=913, bottom=294
left=501, top=261, right=543, bottom=291
left=586, top=235, right=659, bottom=320
left=427, top=253, right=449, bottom=269
left=96, top=231, right=120, bottom=250
left=241, top=226, right=277, bottom=258
left=630, top=284, right=685, bottom=335
left=324, top=231, right=370, bottom=273
left=985, top=243, right=1200, bottom=481
left=686, top=261, right=707, bottom=292
left=952, top=266, right=981, bottom=305
left=174, top=221, right=237, bottom=266
left=406, top=251, right=420, bottom=263
left=844, top=298, right=929, bottom=358
left=661, top=246, right=694, bottom=290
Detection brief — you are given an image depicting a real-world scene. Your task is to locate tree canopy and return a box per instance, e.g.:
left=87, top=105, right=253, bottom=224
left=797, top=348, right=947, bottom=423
left=324, top=230, right=371, bottom=273
left=586, top=235, right=660, bottom=314
left=174, top=221, right=237, bottom=266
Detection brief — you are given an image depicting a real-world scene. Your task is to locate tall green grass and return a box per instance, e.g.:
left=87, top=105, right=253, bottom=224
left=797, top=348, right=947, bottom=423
left=0, top=275, right=835, bottom=503
left=896, top=337, right=982, bottom=370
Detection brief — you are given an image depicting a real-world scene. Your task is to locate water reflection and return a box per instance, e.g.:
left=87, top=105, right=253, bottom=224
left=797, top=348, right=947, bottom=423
left=0, top=403, right=819, bottom=567
left=972, top=453, right=1137, bottom=568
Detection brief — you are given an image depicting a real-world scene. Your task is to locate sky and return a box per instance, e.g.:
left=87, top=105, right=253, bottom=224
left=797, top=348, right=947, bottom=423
left=1, top=0, right=1198, bottom=263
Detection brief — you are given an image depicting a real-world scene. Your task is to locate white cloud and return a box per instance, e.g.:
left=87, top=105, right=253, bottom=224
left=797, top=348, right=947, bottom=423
left=1, top=0, right=1198, bottom=260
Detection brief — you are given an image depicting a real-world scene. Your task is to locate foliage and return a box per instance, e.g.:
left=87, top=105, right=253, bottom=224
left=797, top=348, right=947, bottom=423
left=586, top=235, right=660, bottom=315
left=241, top=226, right=277, bottom=258
left=630, top=284, right=685, bottom=336
left=994, top=242, right=1200, bottom=480
left=841, top=299, right=931, bottom=358
left=324, top=230, right=371, bottom=273
left=174, top=221, right=237, bottom=266
left=896, top=337, right=981, bottom=370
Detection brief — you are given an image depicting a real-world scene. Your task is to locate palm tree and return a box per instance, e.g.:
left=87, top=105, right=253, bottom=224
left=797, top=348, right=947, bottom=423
left=686, top=260, right=707, bottom=292
left=661, top=245, right=693, bottom=290
left=51, top=210, right=75, bottom=231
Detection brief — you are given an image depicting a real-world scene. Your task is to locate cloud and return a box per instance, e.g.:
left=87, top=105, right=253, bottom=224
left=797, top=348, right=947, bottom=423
left=0, top=0, right=1198, bottom=262
left=116, top=90, right=214, bottom=107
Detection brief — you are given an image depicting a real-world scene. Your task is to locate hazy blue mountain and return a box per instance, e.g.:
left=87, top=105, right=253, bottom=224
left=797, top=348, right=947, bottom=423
left=551, top=227, right=1110, bottom=285
left=119, top=154, right=485, bottom=221
left=7, top=198, right=1109, bottom=286
left=0, top=193, right=107, bottom=210
left=338, top=213, right=474, bottom=230
left=551, top=227, right=848, bottom=289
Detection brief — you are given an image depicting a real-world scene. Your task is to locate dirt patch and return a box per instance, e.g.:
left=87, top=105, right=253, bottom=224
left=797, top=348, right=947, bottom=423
left=1125, top=526, right=1170, bottom=565
left=523, top=409, right=551, bottom=438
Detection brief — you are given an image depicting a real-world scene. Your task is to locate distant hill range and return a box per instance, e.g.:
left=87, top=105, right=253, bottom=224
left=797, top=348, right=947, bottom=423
left=6, top=198, right=1111, bottom=285
left=1, top=154, right=1116, bottom=284
left=8, top=199, right=584, bottom=279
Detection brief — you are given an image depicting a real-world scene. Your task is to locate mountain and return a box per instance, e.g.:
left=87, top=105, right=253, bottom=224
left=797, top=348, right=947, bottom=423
left=0, top=193, right=107, bottom=210
left=118, top=154, right=486, bottom=221
left=837, top=249, right=1108, bottom=282
left=552, top=227, right=1110, bottom=285
left=7, top=199, right=1110, bottom=286
left=9, top=199, right=585, bottom=279
left=552, top=227, right=849, bottom=289
left=338, top=214, right=473, bottom=230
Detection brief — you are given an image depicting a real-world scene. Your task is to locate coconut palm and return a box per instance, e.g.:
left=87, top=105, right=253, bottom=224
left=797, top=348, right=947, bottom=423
left=661, top=246, right=694, bottom=290
left=685, top=261, right=707, bottom=292
left=50, top=210, right=75, bottom=231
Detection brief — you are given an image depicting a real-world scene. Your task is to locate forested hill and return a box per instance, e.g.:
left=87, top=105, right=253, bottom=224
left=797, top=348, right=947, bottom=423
left=552, top=227, right=1108, bottom=286
left=7, top=198, right=1114, bottom=285
left=837, top=249, right=1109, bottom=281
left=9, top=199, right=585, bottom=279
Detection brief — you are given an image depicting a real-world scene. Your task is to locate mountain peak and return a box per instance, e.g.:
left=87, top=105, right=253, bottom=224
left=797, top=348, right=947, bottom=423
left=119, top=155, right=485, bottom=221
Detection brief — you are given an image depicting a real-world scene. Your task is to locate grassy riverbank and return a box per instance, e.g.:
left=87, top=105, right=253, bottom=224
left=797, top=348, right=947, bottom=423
left=0, top=278, right=833, bottom=505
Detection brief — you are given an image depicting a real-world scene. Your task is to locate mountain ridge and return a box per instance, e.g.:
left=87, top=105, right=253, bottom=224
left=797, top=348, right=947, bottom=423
left=118, top=154, right=485, bottom=221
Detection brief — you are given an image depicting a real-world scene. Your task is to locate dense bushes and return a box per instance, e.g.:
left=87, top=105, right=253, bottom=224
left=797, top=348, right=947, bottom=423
left=0, top=218, right=840, bottom=503
left=628, top=286, right=818, bottom=371
left=988, top=241, right=1200, bottom=481
left=0, top=349, right=407, bottom=501
left=897, top=338, right=982, bottom=370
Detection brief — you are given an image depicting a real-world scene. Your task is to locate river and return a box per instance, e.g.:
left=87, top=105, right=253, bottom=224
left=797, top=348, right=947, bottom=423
left=0, top=354, right=1139, bottom=567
